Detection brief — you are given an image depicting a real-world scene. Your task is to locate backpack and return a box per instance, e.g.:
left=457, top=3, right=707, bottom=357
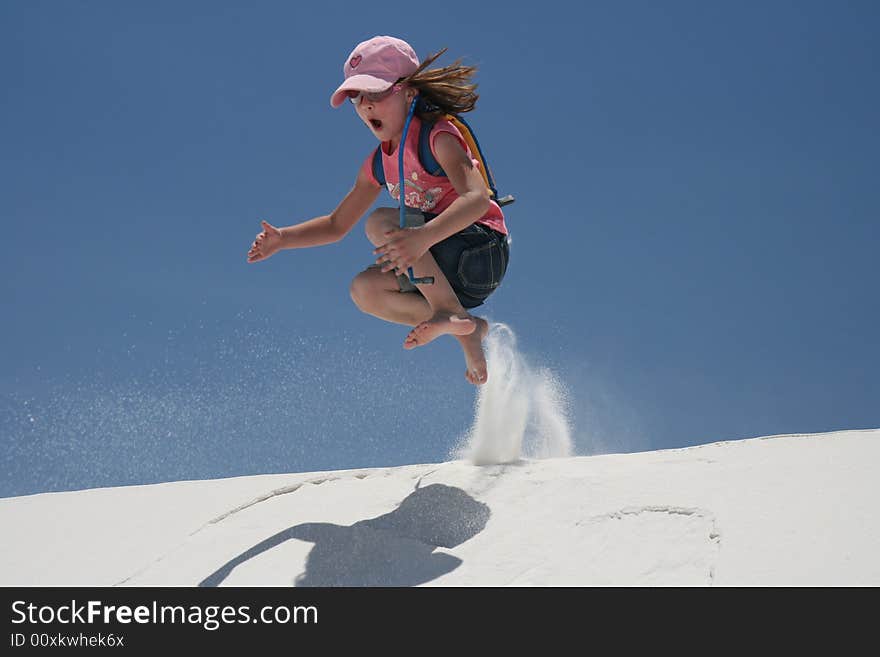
left=371, top=113, right=515, bottom=208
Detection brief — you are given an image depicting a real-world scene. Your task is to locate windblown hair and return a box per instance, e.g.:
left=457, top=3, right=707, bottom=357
left=402, top=48, right=479, bottom=121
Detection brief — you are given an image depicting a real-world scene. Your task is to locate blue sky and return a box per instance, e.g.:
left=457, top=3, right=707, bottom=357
left=2, top=0, right=878, bottom=496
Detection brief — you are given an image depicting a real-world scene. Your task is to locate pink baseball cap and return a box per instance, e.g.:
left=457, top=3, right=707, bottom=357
left=330, top=36, right=420, bottom=108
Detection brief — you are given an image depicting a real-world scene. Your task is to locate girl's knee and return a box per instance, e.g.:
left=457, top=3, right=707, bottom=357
left=349, top=267, right=384, bottom=311
left=349, top=271, right=371, bottom=309
left=364, top=207, right=398, bottom=245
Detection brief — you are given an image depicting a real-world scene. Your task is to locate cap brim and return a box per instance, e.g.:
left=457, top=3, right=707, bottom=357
left=330, top=74, right=395, bottom=108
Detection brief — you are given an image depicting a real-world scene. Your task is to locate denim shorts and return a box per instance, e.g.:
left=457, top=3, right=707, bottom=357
left=399, top=210, right=510, bottom=309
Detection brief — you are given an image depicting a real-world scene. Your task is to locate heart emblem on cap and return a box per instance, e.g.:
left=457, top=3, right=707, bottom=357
left=349, top=55, right=362, bottom=69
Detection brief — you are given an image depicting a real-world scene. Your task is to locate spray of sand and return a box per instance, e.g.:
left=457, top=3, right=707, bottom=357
left=454, top=323, right=573, bottom=464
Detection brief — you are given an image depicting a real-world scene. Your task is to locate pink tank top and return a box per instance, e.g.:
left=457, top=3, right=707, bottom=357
left=361, top=115, right=508, bottom=235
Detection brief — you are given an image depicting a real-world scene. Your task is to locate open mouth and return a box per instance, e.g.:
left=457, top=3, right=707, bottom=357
left=369, top=118, right=383, bottom=130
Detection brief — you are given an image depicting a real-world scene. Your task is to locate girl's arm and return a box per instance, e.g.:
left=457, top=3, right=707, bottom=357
left=419, top=131, right=491, bottom=246
left=248, top=167, right=381, bottom=263
left=278, top=167, right=381, bottom=248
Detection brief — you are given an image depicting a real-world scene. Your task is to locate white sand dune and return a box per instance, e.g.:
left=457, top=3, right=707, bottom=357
left=2, top=428, right=877, bottom=586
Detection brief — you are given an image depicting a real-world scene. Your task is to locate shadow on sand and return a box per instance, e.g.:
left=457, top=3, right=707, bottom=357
left=200, top=483, right=490, bottom=587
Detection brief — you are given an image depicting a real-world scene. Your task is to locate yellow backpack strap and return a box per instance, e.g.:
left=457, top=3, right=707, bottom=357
left=447, top=114, right=514, bottom=206
left=447, top=115, right=494, bottom=198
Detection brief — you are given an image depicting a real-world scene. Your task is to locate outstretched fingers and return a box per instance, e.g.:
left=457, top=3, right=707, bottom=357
left=247, top=220, right=281, bottom=263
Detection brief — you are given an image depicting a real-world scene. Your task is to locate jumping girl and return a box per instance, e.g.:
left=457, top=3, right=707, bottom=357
left=247, top=35, right=509, bottom=385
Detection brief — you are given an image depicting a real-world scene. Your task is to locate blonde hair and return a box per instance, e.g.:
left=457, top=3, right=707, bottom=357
left=402, top=48, right=479, bottom=121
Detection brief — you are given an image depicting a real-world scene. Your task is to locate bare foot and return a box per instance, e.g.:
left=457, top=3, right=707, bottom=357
left=404, top=312, right=476, bottom=350
left=456, top=317, right=489, bottom=385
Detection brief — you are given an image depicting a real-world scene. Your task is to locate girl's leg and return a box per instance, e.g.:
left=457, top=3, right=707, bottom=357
left=403, top=247, right=478, bottom=348
left=349, top=265, right=431, bottom=326
left=364, top=208, right=476, bottom=347
left=354, top=208, right=489, bottom=384
left=350, top=265, right=489, bottom=384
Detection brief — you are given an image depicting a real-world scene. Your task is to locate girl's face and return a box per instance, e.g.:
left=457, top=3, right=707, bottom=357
left=351, top=83, right=417, bottom=146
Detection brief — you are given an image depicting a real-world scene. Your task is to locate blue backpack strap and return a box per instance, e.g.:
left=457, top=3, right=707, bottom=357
left=418, top=119, right=445, bottom=177
left=371, top=146, right=385, bottom=187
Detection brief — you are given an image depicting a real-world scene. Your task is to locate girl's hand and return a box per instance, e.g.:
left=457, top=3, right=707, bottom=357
left=247, top=220, right=283, bottom=263
left=373, top=227, right=431, bottom=274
